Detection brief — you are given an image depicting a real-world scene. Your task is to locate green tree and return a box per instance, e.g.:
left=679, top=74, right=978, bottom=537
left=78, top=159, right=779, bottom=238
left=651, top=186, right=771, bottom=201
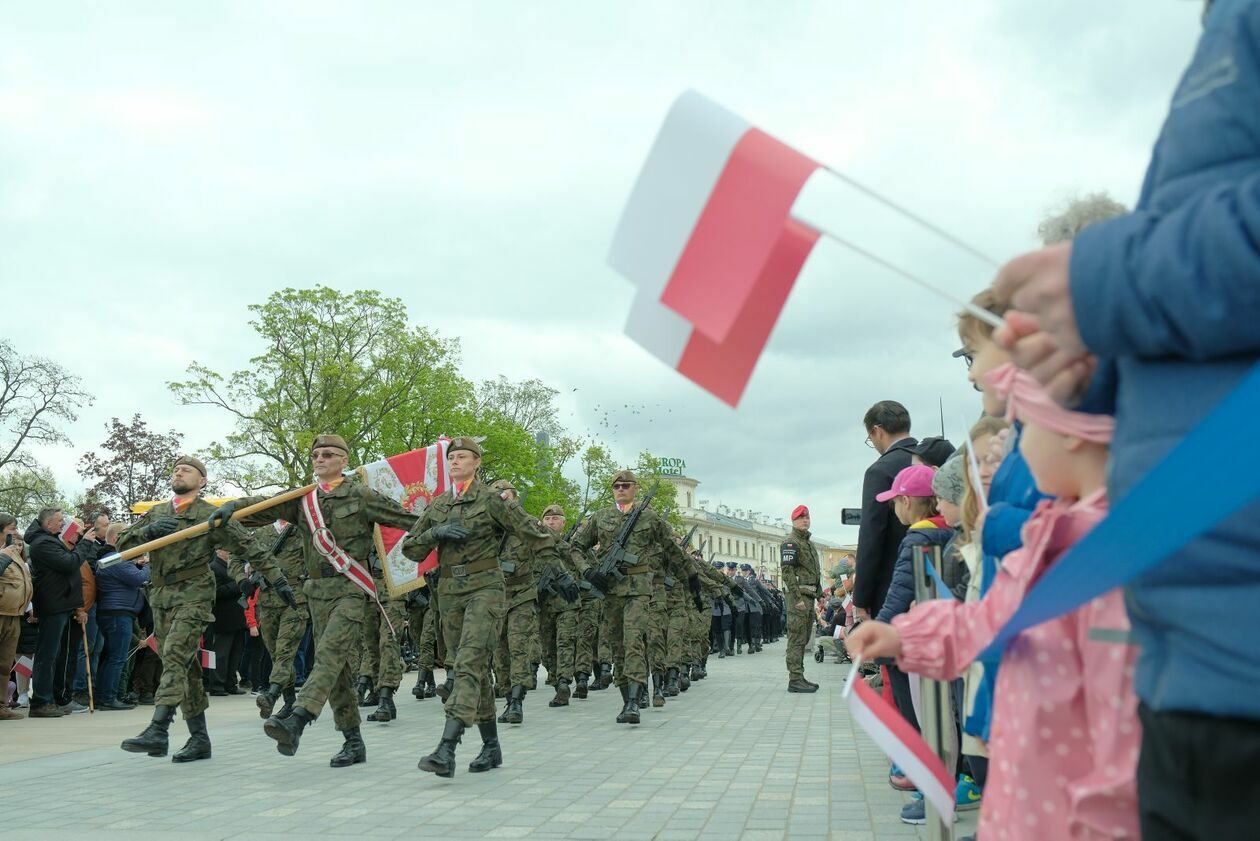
left=78, top=414, right=184, bottom=518
left=575, top=445, right=681, bottom=531
left=169, top=286, right=467, bottom=491
left=0, top=464, right=64, bottom=524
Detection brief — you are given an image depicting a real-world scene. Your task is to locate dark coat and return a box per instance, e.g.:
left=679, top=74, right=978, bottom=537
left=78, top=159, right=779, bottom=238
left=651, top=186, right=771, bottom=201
left=876, top=520, right=955, bottom=623
left=853, top=437, right=917, bottom=614
left=25, top=520, right=101, bottom=616
left=210, top=555, right=247, bottom=632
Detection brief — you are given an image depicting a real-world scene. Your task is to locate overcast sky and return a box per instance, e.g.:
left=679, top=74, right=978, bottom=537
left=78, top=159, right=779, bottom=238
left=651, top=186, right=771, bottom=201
left=1, top=2, right=1202, bottom=542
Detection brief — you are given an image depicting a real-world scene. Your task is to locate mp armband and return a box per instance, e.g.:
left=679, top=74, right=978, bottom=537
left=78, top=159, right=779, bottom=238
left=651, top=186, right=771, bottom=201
left=779, top=542, right=798, bottom=567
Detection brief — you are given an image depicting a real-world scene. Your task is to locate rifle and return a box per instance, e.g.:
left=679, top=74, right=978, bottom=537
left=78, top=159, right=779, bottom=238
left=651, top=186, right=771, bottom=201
left=271, top=523, right=297, bottom=556
left=564, top=504, right=591, bottom=542
left=593, top=481, right=659, bottom=591
left=681, top=524, right=698, bottom=549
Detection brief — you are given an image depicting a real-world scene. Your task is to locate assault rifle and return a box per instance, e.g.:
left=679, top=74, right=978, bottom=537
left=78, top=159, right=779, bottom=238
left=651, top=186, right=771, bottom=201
left=592, top=481, right=659, bottom=592
left=536, top=564, right=580, bottom=603
left=271, top=522, right=297, bottom=556
left=681, top=524, right=699, bottom=549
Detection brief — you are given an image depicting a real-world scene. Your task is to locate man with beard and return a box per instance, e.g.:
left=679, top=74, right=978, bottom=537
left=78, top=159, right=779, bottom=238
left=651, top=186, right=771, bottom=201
left=120, top=456, right=298, bottom=762
left=207, top=435, right=418, bottom=768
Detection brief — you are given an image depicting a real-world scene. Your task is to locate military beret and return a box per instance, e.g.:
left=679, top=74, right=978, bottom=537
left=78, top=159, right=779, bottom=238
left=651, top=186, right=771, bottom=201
left=311, top=434, right=349, bottom=454
left=725, top=561, right=737, bottom=570
left=447, top=437, right=482, bottom=458
left=490, top=479, right=516, bottom=492
left=711, top=561, right=724, bottom=570
left=791, top=504, right=809, bottom=521
left=932, top=451, right=967, bottom=506
left=173, top=455, right=207, bottom=477
left=610, top=469, right=638, bottom=486
left=542, top=504, right=565, bottom=518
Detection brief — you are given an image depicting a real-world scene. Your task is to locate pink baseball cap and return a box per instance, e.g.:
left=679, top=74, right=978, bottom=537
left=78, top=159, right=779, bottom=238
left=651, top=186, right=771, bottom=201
left=875, top=464, right=938, bottom=502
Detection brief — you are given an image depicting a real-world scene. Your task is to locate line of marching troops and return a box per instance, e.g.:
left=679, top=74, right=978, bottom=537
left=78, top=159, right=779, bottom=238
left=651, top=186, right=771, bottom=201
left=113, top=435, right=808, bottom=778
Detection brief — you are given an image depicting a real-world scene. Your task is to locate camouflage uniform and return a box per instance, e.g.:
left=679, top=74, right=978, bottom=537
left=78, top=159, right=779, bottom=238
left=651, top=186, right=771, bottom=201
left=537, top=532, right=584, bottom=691
left=493, top=522, right=543, bottom=693
left=237, top=476, right=417, bottom=735
left=780, top=526, right=820, bottom=683
left=118, top=497, right=281, bottom=721
left=403, top=478, right=565, bottom=728
left=359, top=574, right=407, bottom=692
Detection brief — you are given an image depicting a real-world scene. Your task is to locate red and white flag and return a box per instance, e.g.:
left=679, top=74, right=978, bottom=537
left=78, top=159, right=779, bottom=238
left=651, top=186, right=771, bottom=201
left=199, top=649, right=216, bottom=669
left=358, top=438, right=450, bottom=593
left=610, top=90, right=822, bottom=406
left=144, top=634, right=158, bottom=654
left=59, top=519, right=81, bottom=546
left=847, top=675, right=955, bottom=823
left=14, top=655, right=33, bottom=678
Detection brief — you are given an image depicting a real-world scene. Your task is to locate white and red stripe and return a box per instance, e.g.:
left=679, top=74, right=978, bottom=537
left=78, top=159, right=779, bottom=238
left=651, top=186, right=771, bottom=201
left=58, top=519, right=81, bottom=545
left=199, top=649, right=216, bottom=669
left=300, top=490, right=379, bottom=600
left=14, top=655, right=33, bottom=678
left=358, top=438, right=450, bottom=585
left=848, top=676, right=955, bottom=823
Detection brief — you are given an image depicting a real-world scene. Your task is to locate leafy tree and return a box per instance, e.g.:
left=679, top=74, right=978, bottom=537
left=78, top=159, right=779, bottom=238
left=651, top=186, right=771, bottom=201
left=77, top=414, right=184, bottom=519
left=0, top=464, right=64, bottom=524
left=169, top=286, right=466, bottom=491
left=574, top=445, right=682, bottom=530
left=0, top=339, right=92, bottom=474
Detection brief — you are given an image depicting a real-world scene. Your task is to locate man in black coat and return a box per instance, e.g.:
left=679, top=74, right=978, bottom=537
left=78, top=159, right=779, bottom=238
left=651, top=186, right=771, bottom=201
left=25, top=508, right=103, bottom=717
left=208, top=548, right=248, bottom=695
left=852, top=400, right=917, bottom=623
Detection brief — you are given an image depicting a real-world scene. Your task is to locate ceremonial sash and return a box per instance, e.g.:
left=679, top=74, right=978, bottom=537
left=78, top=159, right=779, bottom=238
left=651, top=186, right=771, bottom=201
left=301, top=489, right=398, bottom=635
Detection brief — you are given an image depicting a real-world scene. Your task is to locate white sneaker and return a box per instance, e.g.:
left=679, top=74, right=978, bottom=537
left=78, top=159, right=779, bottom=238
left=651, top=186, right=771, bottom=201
left=15, top=693, right=29, bottom=708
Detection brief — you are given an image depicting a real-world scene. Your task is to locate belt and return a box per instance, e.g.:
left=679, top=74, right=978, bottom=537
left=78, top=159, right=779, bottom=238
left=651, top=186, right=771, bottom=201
left=504, top=573, right=532, bottom=588
left=308, top=564, right=341, bottom=580
left=438, top=557, right=501, bottom=580
left=625, top=564, right=651, bottom=575
left=161, top=566, right=207, bottom=586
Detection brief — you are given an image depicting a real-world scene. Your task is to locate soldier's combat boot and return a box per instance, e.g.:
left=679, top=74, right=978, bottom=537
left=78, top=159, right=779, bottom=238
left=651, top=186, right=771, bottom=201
left=528, top=662, right=540, bottom=691
left=412, top=668, right=426, bottom=699
left=651, top=673, right=666, bottom=708
left=264, top=706, right=314, bottom=756
left=503, top=685, right=524, bottom=724
left=615, top=684, right=640, bottom=725
left=664, top=667, right=680, bottom=697
left=468, top=721, right=502, bottom=773
left=171, top=712, right=212, bottom=763
left=722, top=631, right=734, bottom=657
left=736, top=638, right=744, bottom=655
left=548, top=678, right=571, bottom=707
left=355, top=675, right=372, bottom=705
left=423, top=670, right=437, bottom=698
left=418, top=715, right=464, bottom=777
left=256, top=682, right=284, bottom=719
left=594, top=662, right=612, bottom=689
left=367, top=687, right=395, bottom=722
left=573, top=672, right=589, bottom=700
left=679, top=667, right=691, bottom=692
left=274, top=686, right=296, bottom=719
left=787, top=677, right=819, bottom=694
left=329, top=727, right=367, bottom=767
left=435, top=675, right=454, bottom=702
left=121, top=703, right=175, bottom=757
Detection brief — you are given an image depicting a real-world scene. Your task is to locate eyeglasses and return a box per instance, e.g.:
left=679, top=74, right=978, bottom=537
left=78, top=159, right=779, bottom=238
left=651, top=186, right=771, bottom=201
left=612, top=482, right=635, bottom=490
left=311, top=450, right=344, bottom=461
left=864, top=425, right=880, bottom=448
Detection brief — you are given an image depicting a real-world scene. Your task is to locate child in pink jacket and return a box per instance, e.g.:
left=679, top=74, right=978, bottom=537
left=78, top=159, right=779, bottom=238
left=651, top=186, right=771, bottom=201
left=848, top=363, right=1140, bottom=840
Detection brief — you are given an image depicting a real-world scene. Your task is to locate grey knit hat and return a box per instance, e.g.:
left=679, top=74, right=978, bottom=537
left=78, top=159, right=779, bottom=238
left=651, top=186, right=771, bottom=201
left=932, top=451, right=967, bottom=505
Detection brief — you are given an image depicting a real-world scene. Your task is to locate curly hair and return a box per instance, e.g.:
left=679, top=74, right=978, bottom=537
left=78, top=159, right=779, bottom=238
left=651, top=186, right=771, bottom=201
left=1037, top=192, right=1128, bottom=246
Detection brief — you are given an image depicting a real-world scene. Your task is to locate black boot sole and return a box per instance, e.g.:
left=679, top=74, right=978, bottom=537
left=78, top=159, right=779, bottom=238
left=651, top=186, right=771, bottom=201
left=330, top=753, right=367, bottom=768
left=172, top=747, right=211, bottom=763
left=468, top=753, right=502, bottom=773
left=417, top=756, right=455, bottom=777
left=256, top=695, right=276, bottom=719
left=263, top=718, right=301, bottom=756
left=120, top=740, right=167, bottom=757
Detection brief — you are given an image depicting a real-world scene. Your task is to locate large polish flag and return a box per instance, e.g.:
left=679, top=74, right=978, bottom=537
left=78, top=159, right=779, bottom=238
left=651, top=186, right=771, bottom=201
left=358, top=438, right=450, bottom=596
left=610, top=91, right=821, bottom=406
left=848, top=676, right=956, bottom=824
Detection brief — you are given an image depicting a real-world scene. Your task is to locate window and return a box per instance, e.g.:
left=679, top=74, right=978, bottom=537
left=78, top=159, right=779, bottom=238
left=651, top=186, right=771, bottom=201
left=686, top=492, right=692, bottom=507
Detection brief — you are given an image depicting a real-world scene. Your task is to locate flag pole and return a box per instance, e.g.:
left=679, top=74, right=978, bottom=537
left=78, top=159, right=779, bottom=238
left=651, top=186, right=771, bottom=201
left=98, top=484, right=317, bottom=569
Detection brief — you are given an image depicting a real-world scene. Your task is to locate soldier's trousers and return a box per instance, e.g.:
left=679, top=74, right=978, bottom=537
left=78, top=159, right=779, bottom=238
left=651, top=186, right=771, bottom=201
left=153, top=601, right=213, bottom=719
left=667, top=602, right=689, bottom=669
left=538, top=604, right=557, bottom=678
left=647, top=593, right=668, bottom=675
left=603, top=591, right=650, bottom=687
left=574, top=598, right=598, bottom=677
left=359, top=591, right=407, bottom=690
left=297, top=591, right=365, bottom=731
left=407, top=601, right=427, bottom=664
left=257, top=592, right=307, bottom=690
left=442, top=583, right=505, bottom=726
left=540, top=604, right=579, bottom=682
left=785, top=601, right=811, bottom=681
left=596, top=600, right=612, bottom=665
left=690, top=608, right=709, bottom=663
left=495, top=595, right=537, bottom=688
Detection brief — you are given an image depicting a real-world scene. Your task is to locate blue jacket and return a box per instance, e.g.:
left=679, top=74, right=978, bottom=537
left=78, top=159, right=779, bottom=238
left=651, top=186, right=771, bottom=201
left=1071, top=0, right=1260, bottom=718
left=875, top=519, right=954, bottom=623
left=95, top=559, right=150, bottom=615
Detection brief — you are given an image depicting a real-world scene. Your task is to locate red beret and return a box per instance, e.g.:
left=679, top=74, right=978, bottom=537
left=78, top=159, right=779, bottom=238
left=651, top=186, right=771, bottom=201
left=791, top=505, right=809, bottom=521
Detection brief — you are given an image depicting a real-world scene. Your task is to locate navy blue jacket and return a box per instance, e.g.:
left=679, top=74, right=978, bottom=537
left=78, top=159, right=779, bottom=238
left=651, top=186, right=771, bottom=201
left=95, top=558, right=150, bottom=615
left=875, top=520, right=954, bottom=623
left=1071, top=0, right=1260, bottom=718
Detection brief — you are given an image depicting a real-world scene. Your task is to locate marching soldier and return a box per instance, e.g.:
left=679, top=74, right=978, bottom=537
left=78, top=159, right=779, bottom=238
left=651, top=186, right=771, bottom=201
left=360, top=548, right=409, bottom=723
left=120, top=456, right=299, bottom=763
left=569, top=470, right=692, bottom=725
left=207, top=434, right=420, bottom=767
left=537, top=504, right=585, bottom=707
left=737, top=563, right=763, bottom=653
left=403, top=438, right=578, bottom=777
left=781, top=505, right=821, bottom=693
left=238, top=523, right=308, bottom=722
left=724, top=562, right=750, bottom=654
left=406, top=581, right=439, bottom=700
left=487, top=479, right=545, bottom=725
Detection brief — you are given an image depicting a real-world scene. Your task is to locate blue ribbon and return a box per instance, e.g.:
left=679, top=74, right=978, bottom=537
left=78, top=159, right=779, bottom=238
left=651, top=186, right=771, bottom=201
left=981, top=361, right=1260, bottom=659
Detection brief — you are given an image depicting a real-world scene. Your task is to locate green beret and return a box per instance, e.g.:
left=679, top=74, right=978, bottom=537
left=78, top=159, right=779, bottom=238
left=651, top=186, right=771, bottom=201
left=541, top=504, right=565, bottom=518
left=173, top=455, right=207, bottom=477
left=311, top=434, right=349, bottom=454
left=447, top=437, right=482, bottom=458
left=610, top=469, right=638, bottom=486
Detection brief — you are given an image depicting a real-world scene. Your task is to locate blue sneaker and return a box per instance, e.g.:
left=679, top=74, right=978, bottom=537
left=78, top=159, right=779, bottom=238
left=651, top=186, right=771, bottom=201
left=956, top=774, right=983, bottom=811
left=899, top=798, right=960, bottom=826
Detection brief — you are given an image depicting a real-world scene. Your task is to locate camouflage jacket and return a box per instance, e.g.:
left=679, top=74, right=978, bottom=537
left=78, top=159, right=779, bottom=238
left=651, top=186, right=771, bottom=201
left=228, top=525, right=309, bottom=606
left=780, top=527, right=821, bottom=601
left=541, top=535, right=584, bottom=613
left=237, top=478, right=417, bottom=600
left=119, top=496, right=280, bottom=611
left=403, top=479, right=564, bottom=599
left=571, top=504, right=691, bottom=598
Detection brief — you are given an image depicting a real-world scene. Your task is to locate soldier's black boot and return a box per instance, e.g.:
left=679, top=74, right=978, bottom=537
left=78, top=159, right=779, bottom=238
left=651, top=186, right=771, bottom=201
left=573, top=672, right=589, bottom=700
left=527, top=661, right=540, bottom=691
left=548, top=678, right=571, bottom=707
left=435, top=675, right=454, bottom=702
left=412, top=668, right=426, bottom=699
left=468, top=721, right=502, bottom=773
left=615, top=683, right=640, bottom=725
left=172, top=712, right=212, bottom=763
left=274, top=686, right=296, bottom=719
left=355, top=675, right=371, bottom=705
left=256, top=682, right=284, bottom=719
left=722, top=631, right=734, bottom=657
left=418, top=716, right=464, bottom=777
left=664, top=667, right=680, bottom=697
left=502, top=685, right=524, bottom=724
left=679, top=666, right=691, bottom=692
left=423, top=670, right=437, bottom=698
left=594, top=662, right=612, bottom=689
left=264, top=706, right=314, bottom=756
left=329, top=727, right=367, bottom=767
left=651, top=673, right=666, bottom=708
left=121, top=703, right=175, bottom=757
left=367, top=687, right=395, bottom=722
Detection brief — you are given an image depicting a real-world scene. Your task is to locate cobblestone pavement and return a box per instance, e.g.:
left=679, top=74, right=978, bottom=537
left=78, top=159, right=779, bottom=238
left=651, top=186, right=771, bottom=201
left=1, top=639, right=978, bottom=840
